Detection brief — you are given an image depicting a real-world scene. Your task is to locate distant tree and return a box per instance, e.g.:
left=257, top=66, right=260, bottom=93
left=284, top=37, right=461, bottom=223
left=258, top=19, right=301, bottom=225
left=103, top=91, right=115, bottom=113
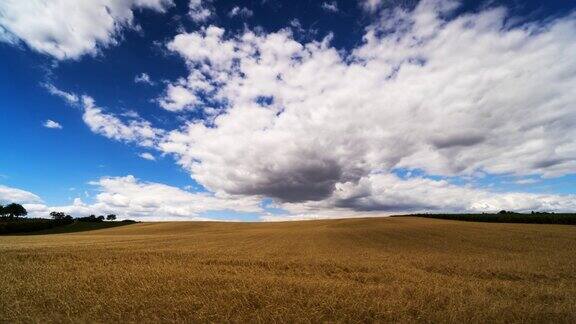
left=50, top=211, right=66, bottom=220
left=498, top=210, right=518, bottom=215
left=4, top=203, right=27, bottom=218
left=97, top=215, right=105, bottom=222
left=106, top=214, right=117, bottom=221
left=0, top=204, right=5, bottom=218
left=50, top=211, right=73, bottom=221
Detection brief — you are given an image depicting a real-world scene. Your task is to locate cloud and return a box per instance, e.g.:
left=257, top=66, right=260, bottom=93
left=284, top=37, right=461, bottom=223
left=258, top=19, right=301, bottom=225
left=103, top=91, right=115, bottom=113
left=43, top=119, right=62, bottom=129
left=43, top=83, right=79, bottom=104
left=0, top=185, right=43, bottom=204
left=189, top=0, right=213, bottom=23
left=41, top=1, right=576, bottom=218
left=8, top=173, right=576, bottom=222
left=269, top=173, right=576, bottom=220
left=359, top=0, right=382, bottom=13
left=139, top=152, right=156, bottom=161
left=166, top=26, right=235, bottom=70
left=156, top=0, right=576, bottom=212
left=90, top=175, right=261, bottom=218
left=134, top=73, right=154, bottom=85
left=158, top=84, right=199, bottom=111
left=0, top=24, right=18, bottom=44
left=229, top=6, right=254, bottom=19
left=45, top=84, right=164, bottom=147
left=22, top=176, right=262, bottom=221
left=157, top=25, right=233, bottom=111
left=81, top=96, right=164, bottom=147
left=0, top=0, right=173, bottom=60
left=514, top=178, right=540, bottom=185
left=321, top=2, right=339, bottom=13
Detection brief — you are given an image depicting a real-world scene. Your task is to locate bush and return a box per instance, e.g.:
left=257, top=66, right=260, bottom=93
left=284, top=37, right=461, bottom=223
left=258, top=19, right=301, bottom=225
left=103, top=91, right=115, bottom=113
left=50, top=211, right=73, bottom=221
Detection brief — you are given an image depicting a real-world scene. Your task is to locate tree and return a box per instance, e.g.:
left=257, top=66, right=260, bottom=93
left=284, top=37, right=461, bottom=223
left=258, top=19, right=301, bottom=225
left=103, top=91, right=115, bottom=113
left=4, top=203, right=27, bottom=218
left=53, top=212, right=73, bottom=220
left=97, top=215, right=105, bottom=222
left=106, top=214, right=117, bottom=221
left=0, top=204, right=5, bottom=218
left=50, top=211, right=66, bottom=220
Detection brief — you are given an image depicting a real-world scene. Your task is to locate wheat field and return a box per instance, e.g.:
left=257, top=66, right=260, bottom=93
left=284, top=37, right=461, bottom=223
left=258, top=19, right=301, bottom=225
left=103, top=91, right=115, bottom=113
left=1, top=217, right=575, bottom=323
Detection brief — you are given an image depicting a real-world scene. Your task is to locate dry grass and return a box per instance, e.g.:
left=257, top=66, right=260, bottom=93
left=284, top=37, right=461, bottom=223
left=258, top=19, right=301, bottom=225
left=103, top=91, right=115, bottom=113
left=1, top=217, right=575, bottom=323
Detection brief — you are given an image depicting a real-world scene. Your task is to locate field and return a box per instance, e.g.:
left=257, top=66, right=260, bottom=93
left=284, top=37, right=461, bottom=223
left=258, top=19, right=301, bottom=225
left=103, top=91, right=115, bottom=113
left=1, top=217, right=575, bottom=323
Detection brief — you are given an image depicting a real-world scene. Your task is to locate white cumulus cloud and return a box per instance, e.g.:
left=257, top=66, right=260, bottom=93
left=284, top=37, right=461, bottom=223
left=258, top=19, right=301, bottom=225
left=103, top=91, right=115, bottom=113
left=0, top=0, right=173, bottom=60
left=157, top=0, right=576, bottom=213
left=158, top=83, right=199, bottom=111
left=42, top=0, right=576, bottom=218
left=21, top=176, right=262, bottom=221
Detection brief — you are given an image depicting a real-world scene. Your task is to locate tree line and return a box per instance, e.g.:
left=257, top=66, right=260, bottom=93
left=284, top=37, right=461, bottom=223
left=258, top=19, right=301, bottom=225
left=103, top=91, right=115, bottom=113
left=0, top=203, right=117, bottom=222
left=412, top=212, right=576, bottom=224
left=49, top=211, right=117, bottom=222
left=0, top=203, right=131, bottom=234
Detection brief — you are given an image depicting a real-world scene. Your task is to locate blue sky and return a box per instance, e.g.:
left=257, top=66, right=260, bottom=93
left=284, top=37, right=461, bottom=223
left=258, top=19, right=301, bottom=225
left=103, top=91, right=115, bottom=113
left=0, top=0, right=575, bottom=221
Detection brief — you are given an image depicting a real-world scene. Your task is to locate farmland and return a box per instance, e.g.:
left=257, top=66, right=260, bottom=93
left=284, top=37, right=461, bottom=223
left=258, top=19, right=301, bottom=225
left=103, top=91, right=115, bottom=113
left=1, top=217, right=575, bottom=323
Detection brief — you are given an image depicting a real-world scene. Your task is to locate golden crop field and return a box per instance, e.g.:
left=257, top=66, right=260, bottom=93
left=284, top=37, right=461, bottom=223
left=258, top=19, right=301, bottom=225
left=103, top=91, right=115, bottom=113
left=1, top=216, right=575, bottom=323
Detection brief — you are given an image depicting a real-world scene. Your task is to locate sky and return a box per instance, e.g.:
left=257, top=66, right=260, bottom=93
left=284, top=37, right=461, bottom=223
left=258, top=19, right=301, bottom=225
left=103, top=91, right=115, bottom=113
left=0, top=0, right=575, bottom=221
